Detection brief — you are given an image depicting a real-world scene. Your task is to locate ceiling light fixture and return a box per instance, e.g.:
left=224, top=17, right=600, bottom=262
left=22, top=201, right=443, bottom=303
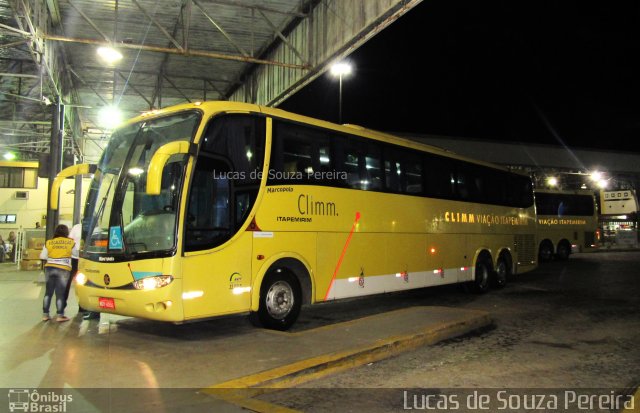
left=98, top=106, right=123, bottom=129
left=97, top=46, right=123, bottom=64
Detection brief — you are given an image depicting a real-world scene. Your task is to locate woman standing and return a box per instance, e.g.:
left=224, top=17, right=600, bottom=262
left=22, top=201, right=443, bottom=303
left=40, top=225, right=78, bottom=322
left=7, top=231, right=16, bottom=261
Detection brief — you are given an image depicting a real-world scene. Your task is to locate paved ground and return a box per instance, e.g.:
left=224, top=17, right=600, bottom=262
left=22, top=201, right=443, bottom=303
left=259, top=251, right=640, bottom=412
left=1, top=252, right=638, bottom=412
left=0, top=262, right=487, bottom=412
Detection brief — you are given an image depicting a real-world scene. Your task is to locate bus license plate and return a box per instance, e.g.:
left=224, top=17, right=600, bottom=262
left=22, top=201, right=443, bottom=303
left=98, top=297, right=115, bottom=310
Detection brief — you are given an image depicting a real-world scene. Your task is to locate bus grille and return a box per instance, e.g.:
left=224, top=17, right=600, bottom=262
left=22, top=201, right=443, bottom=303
left=514, top=234, right=536, bottom=264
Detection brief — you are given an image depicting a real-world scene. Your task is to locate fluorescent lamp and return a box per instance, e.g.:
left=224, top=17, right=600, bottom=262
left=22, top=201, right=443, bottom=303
left=98, top=106, right=123, bottom=129
left=97, top=46, right=123, bottom=64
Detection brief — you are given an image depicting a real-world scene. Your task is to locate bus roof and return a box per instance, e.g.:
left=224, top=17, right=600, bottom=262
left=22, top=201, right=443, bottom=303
left=121, top=100, right=525, bottom=176
left=534, top=188, right=596, bottom=195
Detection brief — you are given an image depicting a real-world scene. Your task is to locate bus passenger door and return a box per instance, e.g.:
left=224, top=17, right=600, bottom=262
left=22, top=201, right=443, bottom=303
left=181, top=156, right=253, bottom=320
left=181, top=236, right=253, bottom=320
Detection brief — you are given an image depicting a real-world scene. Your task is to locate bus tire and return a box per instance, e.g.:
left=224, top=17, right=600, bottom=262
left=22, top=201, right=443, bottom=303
left=250, top=269, right=301, bottom=331
left=469, top=256, right=491, bottom=294
left=538, top=241, right=554, bottom=262
left=492, top=254, right=511, bottom=289
left=556, top=241, right=571, bottom=261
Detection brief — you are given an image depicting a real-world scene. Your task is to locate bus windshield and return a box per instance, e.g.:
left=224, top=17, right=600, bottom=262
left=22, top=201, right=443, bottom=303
left=83, top=111, right=201, bottom=258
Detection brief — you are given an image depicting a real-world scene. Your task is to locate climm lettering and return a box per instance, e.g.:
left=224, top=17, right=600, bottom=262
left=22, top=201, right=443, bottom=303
left=445, top=211, right=529, bottom=226
left=298, top=194, right=338, bottom=216
left=444, top=212, right=475, bottom=223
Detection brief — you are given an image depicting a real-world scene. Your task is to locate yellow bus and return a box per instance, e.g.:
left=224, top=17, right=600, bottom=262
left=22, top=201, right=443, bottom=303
left=53, top=101, right=537, bottom=330
left=535, top=189, right=599, bottom=261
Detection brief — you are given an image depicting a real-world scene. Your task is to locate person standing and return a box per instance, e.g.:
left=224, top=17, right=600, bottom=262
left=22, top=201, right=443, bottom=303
left=40, top=225, right=78, bottom=322
left=64, top=223, right=97, bottom=318
left=7, top=231, right=16, bottom=261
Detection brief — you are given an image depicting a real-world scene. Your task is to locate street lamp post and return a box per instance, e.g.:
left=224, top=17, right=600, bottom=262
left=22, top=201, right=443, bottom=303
left=330, top=62, right=352, bottom=124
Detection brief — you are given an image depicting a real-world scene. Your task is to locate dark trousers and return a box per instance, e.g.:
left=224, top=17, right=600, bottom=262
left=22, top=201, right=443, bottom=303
left=63, top=258, right=83, bottom=312
left=43, top=267, right=70, bottom=316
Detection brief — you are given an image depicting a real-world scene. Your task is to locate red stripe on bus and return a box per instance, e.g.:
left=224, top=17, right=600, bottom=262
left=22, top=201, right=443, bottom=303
left=324, top=212, right=361, bottom=301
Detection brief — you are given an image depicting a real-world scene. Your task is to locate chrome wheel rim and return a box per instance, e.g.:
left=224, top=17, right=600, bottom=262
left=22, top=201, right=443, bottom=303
left=265, top=280, right=294, bottom=320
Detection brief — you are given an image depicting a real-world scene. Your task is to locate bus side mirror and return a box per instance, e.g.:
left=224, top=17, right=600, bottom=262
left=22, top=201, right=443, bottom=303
left=146, top=141, right=197, bottom=195
left=50, top=164, right=97, bottom=210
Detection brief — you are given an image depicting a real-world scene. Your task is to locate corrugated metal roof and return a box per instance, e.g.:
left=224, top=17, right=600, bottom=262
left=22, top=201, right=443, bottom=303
left=0, top=0, right=311, bottom=163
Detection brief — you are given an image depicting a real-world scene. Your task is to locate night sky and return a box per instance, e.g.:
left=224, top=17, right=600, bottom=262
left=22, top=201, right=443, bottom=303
left=280, top=1, right=640, bottom=153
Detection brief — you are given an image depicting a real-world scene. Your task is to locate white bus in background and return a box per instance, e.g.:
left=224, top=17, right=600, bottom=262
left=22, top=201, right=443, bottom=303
left=600, top=190, right=639, bottom=248
left=535, top=189, right=599, bottom=261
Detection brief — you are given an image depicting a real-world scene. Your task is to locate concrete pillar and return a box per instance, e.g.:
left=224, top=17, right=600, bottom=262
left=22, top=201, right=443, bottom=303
left=45, top=99, right=64, bottom=239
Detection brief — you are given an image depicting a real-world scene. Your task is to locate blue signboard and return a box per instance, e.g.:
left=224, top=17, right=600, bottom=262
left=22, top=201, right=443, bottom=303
left=109, top=226, right=123, bottom=250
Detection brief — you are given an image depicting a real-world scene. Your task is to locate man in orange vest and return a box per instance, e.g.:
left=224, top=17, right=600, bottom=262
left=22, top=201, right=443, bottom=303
left=40, top=224, right=78, bottom=322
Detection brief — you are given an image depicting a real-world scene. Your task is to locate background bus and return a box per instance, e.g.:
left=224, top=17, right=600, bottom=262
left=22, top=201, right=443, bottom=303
left=535, top=189, right=599, bottom=261
left=599, top=190, right=638, bottom=248
left=67, top=101, right=537, bottom=330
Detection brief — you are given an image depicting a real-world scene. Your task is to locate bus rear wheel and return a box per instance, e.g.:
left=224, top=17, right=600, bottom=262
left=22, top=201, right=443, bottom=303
left=250, top=269, right=301, bottom=331
left=538, top=241, right=554, bottom=262
left=556, top=241, right=571, bottom=261
left=469, top=256, right=491, bottom=294
left=492, top=256, right=510, bottom=289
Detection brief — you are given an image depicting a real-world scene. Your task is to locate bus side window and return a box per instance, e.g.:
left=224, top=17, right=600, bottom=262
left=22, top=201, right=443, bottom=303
left=472, top=167, right=486, bottom=203
left=270, top=121, right=332, bottom=184
left=334, top=137, right=362, bottom=189
left=454, top=162, right=471, bottom=200
left=384, top=151, right=402, bottom=193
left=424, top=153, right=454, bottom=199
left=558, top=201, right=567, bottom=217
left=283, top=137, right=313, bottom=175
left=402, top=151, right=423, bottom=194
left=318, top=145, right=331, bottom=174
left=201, top=116, right=265, bottom=184
left=485, top=169, right=508, bottom=206
left=364, top=143, right=382, bottom=191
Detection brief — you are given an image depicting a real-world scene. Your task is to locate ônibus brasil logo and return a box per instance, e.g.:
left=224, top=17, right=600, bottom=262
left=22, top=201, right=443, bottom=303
left=8, top=389, right=72, bottom=412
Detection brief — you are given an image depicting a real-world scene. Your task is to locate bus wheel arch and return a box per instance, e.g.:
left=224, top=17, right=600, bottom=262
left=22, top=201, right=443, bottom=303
left=250, top=256, right=312, bottom=331
left=469, top=249, right=493, bottom=294
left=271, top=257, right=313, bottom=306
left=492, top=249, right=512, bottom=289
left=538, top=239, right=554, bottom=262
left=556, top=239, right=571, bottom=261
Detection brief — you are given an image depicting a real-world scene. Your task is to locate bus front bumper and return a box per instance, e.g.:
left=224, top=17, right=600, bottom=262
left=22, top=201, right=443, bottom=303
left=76, top=279, right=184, bottom=322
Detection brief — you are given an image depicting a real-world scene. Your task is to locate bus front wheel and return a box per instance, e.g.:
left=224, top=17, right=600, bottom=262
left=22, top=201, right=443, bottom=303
left=250, top=269, right=301, bottom=331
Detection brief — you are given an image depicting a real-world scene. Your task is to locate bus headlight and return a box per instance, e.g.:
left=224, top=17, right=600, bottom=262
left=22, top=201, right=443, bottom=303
left=133, top=275, right=174, bottom=290
left=75, top=272, right=87, bottom=285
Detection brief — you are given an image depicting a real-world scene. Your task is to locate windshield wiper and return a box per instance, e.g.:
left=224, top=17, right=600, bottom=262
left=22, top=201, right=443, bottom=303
left=89, top=176, right=115, bottom=247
